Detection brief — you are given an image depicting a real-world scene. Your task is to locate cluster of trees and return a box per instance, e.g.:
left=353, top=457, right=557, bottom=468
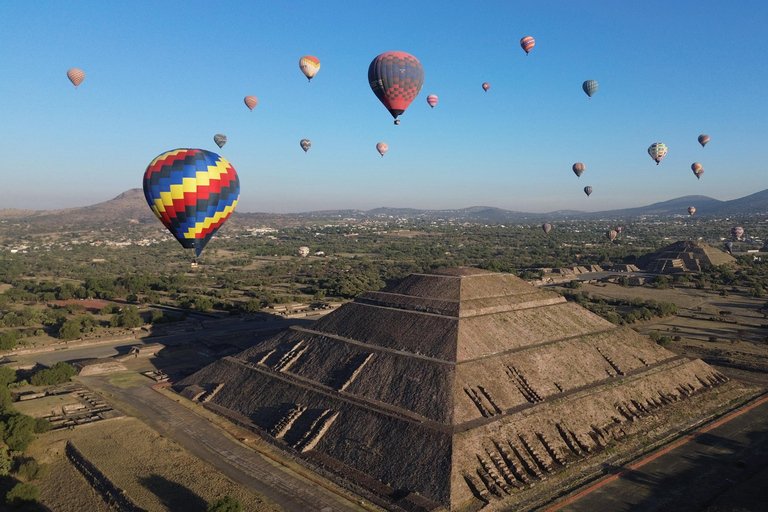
left=560, top=289, right=678, bottom=325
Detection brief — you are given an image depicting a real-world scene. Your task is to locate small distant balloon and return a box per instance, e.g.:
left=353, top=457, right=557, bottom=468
left=606, top=230, right=617, bottom=242
left=584, top=186, right=593, bottom=197
left=376, top=142, right=388, bottom=157
left=731, top=226, right=744, bottom=239
left=688, top=206, right=696, bottom=216
left=67, top=68, right=85, bottom=88
left=725, top=241, right=734, bottom=255
left=213, top=134, right=227, bottom=149
left=298, top=246, right=310, bottom=257
left=300, top=139, right=311, bottom=153
left=691, top=162, right=704, bottom=179
left=582, top=80, right=598, bottom=98
left=244, top=96, right=258, bottom=111
left=542, top=223, right=551, bottom=235
left=482, top=82, right=490, bottom=92
left=616, top=226, right=623, bottom=232
left=572, top=163, right=585, bottom=178
left=520, top=36, right=535, bottom=55
left=698, top=134, right=710, bottom=147
left=648, top=142, right=667, bottom=165
left=426, top=94, right=438, bottom=108
left=299, top=55, right=321, bottom=82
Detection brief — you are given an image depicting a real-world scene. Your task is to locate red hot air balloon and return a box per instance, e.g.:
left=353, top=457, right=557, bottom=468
left=572, top=162, right=585, bottom=178
left=368, top=51, right=424, bottom=125
left=244, top=96, right=258, bottom=111
left=520, top=36, right=535, bottom=55
left=67, top=68, right=85, bottom=88
left=376, top=142, right=388, bottom=157
left=482, top=82, right=490, bottom=92
left=426, top=94, right=438, bottom=108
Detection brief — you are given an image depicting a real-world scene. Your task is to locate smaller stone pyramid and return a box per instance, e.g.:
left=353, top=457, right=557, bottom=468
left=637, top=240, right=735, bottom=273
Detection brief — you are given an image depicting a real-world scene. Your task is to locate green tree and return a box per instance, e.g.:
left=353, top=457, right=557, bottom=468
left=207, top=496, right=243, bottom=512
left=0, top=366, right=16, bottom=387
left=6, top=482, right=40, bottom=507
left=30, top=362, right=76, bottom=386
left=0, top=387, right=14, bottom=412
left=3, top=414, right=36, bottom=452
left=16, top=459, right=49, bottom=481
left=58, top=319, right=82, bottom=340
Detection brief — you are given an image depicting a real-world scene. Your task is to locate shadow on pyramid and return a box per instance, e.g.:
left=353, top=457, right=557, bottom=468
left=176, top=267, right=737, bottom=510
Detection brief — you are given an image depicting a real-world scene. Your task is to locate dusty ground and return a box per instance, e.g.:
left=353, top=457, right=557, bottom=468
left=26, top=417, right=280, bottom=512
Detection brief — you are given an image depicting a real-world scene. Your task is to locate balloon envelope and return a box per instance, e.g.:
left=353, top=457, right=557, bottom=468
left=542, top=223, right=551, bottom=234
left=299, top=55, right=320, bottom=81
left=606, top=230, right=617, bottom=242
left=520, top=36, right=535, bottom=54
left=213, top=134, right=227, bottom=149
left=368, top=51, right=424, bottom=123
left=300, top=139, right=311, bottom=152
left=688, top=206, right=696, bottom=215
left=376, top=142, right=388, bottom=157
left=67, top=68, right=85, bottom=87
left=584, top=186, right=593, bottom=197
left=731, top=226, right=744, bottom=239
left=725, top=241, right=734, bottom=254
left=582, top=80, right=598, bottom=98
left=698, top=134, right=710, bottom=147
left=244, top=96, right=258, bottom=111
left=691, top=162, right=704, bottom=179
left=298, top=246, right=310, bottom=257
left=426, top=94, right=438, bottom=108
left=143, top=149, right=240, bottom=257
left=482, top=82, right=490, bottom=91
left=648, top=142, right=667, bottom=165
left=572, top=162, right=585, bottom=177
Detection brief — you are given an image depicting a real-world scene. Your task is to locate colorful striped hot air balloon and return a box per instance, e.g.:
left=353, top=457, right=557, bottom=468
left=542, top=223, right=551, bottom=234
left=482, top=82, right=490, bottom=92
left=572, top=162, right=585, bottom=178
left=731, top=226, right=744, bottom=239
left=244, top=95, right=258, bottom=111
left=376, top=142, right=388, bottom=157
left=426, top=94, right=438, bottom=108
left=299, top=55, right=321, bottom=82
left=142, top=149, right=240, bottom=257
left=213, top=134, right=227, bottom=149
left=67, top=68, right=85, bottom=88
left=582, top=80, right=598, bottom=98
left=698, top=134, right=710, bottom=147
left=691, top=162, right=704, bottom=179
left=648, top=142, right=667, bottom=165
left=520, top=36, right=535, bottom=55
left=606, top=230, right=617, bottom=242
left=300, top=139, right=311, bottom=153
left=688, top=206, right=696, bottom=216
left=368, top=51, right=424, bottom=125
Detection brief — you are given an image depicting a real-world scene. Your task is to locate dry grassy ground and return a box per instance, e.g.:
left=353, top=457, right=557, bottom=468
left=26, top=417, right=280, bottom=512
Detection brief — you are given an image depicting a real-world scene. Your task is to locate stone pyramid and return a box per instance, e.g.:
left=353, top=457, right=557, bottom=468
left=176, top=268, right=730, bottom=510
left=638, top=240, right=736, bottom=273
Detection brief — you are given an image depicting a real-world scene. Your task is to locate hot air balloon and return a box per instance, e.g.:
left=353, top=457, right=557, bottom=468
left=731, top=226, right=744, bottom=239
left=299, top=55, right=321, bottom=82
left=520, top=36, right=535, bottom=55
left=244, top=96, right=258, bottom=111
left=542, top=223, right=551, bottom=235
left=648, top=142, right=667, bottom=165
left=368, top=51, right=424, bottom=125
left=584, top=186, right=593, bottom=197
left=572, top=162, right=585, bottom=178
left=482, top=82, right=490, bottom=92
left=582, top=80, right=598, bottom=98
left=300, top=139, right=311, bottom=153
left=688, top=206, right=696, bottom=216
left=143, top=149, right=239, bottom=258
left=213, top=134, right=227, bottom=149
left=376, top=142, right=388, bottom=157
left=67, top=68, right=85, bottom=88
left=298, top=246, right=310, bottom=257
left=606, top=230, right=617, bottom=242
left=616, top=226, right=623, bottom=233
left=691, top=162, right=704, bottom=179
left=725, top=241, right=734, bottom=255
left=698, top=134, right=710, bottom=147
left=426, top=94, right=438, bottom=108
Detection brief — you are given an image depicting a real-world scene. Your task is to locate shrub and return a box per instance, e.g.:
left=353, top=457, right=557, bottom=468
left=6, top=482, right=40, bottom=507
left=30, top=362, right=76, bottom=386
left=16, top=459, right=49, bottom=481
left=207, top=496, right=243, bottom=512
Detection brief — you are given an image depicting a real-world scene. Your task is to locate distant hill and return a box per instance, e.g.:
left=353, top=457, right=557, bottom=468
left=2, top=187, right=768, bottom=228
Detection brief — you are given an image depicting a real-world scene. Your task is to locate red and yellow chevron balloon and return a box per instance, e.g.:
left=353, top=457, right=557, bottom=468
left=299, top=55, right=321, bottom=81
left=142, top=149, right=240, bottom=257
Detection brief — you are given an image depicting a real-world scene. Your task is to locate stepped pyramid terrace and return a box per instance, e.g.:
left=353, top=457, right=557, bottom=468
left=176, top=268, right=741, bottom=511
left=637, top=240, right=736, bottom=273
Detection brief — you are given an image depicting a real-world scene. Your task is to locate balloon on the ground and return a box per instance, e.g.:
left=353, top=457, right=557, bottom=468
left=368, top=51, right=424, bottom=124
left=698, top=134, right=710, bottom=147
left=520, top=36, right=535, bottom=55
left=731, top=226, right=744, bottom=239
left=244, top=96, right=258, bottom=111
left=691, top=162, right=704, bottom=179
left=584, top=186, right=593, bottom=197
left=725, top=241, right=733, bottom=254
left=582, top=80, right=598, bottom=98
left=300, top=139, right=311, bottom=153
left=482, top=82, right=490, bottom=92
left=376, top=142, right=388, bottom=157
left=299, top=56, right=320, bottom=82
left=298, top=246, right=310, bottom=257
left=648, top=142, right=667, bottom=165
left=572, top=163, right=585, bottom=178
left=426, top=94, right=438, bottom=108
left=67, top=68, right=85, bottom=88
left=142, top=149, right=240, bottom=257
left=542, top=223, right=551, bottom=234
left=688, top=206, right=696, bottom=216
left=213, top=134, right=227, bottom=149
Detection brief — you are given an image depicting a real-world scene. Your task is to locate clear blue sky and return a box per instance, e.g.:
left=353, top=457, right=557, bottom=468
left=1, top=1, right=766, bottom=214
